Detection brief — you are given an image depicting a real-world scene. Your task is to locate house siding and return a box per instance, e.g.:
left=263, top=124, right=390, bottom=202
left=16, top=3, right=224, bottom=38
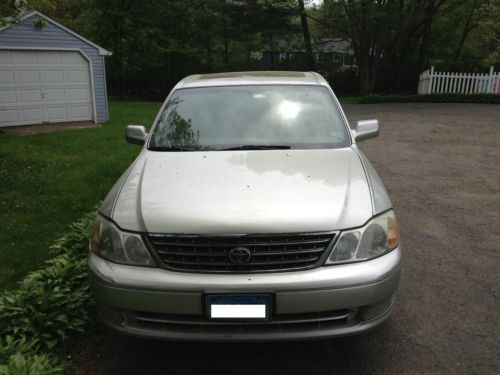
left=0, top=14, right=109, bottom=123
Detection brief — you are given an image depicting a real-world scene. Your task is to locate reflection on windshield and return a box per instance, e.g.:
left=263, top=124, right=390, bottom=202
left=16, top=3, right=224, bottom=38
left=152, top=98, right=200, bottom=148
left=278, top=100, right=300, bottom=120
left=149, top=85, right=349, bottom=150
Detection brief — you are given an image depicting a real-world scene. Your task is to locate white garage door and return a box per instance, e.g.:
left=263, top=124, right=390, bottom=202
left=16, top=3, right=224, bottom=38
left=0, top=50, right=93, bottom=127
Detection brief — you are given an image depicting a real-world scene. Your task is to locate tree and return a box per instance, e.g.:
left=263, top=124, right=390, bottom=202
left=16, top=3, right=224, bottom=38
left=0, top=0, right=27, bottom=26
left=298, top=0, right=315, bottom=70
left=426, top=0, right=499, bottom=71
left=318, top=0, right=468, bottom=94
left=417, top=0, right=439, bottom=78
left=12, top=0, right=497, bottom=96
left=450, top=0, right=498, bottom=69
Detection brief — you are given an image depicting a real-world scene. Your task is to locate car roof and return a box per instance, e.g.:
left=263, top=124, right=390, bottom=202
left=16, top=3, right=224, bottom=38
left=174, top=71, right=329, bottom=89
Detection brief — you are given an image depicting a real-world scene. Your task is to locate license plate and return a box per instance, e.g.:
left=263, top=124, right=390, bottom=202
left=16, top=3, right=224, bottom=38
left=206, top=294, right=271, bottom=320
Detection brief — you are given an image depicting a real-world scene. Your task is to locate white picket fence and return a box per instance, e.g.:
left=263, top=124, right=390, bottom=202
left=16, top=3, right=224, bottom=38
left=418, top=66, right=500, bottom=95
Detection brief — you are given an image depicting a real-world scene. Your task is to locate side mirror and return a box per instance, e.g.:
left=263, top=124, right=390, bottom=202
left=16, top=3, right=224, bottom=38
left=126, top=125, right=148, bottom=145
left=354, top=120, right=379, bottom=142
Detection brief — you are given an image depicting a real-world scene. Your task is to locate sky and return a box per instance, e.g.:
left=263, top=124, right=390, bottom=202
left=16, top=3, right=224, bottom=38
left=309, top=0, right=323, bottom=6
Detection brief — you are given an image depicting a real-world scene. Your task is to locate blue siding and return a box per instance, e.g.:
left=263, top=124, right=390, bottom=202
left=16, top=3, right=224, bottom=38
left=0, top=14, right=109, bottom=123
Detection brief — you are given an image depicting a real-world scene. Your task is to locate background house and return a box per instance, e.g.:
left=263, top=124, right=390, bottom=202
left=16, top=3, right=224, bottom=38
left=261, top=38, right=357, bottom=77
left=0, top=10, right=111, bottom=127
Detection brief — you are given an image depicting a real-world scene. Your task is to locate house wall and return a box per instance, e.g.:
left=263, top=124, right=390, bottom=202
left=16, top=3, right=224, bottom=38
left=0, top=14, right=109, bottom=123
left=262, top=51, right=356, bottom=73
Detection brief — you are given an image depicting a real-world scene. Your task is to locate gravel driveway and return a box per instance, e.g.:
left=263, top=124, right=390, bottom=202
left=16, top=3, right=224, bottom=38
left=93, top=103, right=500, bottom=375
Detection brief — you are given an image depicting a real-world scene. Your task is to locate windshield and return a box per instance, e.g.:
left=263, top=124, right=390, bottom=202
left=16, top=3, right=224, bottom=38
left=149, top=85, right=350, bottom=151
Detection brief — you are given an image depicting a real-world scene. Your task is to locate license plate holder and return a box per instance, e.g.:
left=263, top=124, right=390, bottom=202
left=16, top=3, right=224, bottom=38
left=206, top=294, right=272, bottom=321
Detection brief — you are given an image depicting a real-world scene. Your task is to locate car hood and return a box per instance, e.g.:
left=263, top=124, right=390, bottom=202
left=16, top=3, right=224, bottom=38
left=107, top=148, right=376, bottom=234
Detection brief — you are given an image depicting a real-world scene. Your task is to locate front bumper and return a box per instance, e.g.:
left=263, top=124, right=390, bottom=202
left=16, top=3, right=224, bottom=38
left=88, top=246, right=401, bottom=341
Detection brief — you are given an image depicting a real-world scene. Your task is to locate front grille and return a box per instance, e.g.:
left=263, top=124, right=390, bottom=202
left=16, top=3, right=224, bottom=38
left=126, top=309, right=357, bottom=337
left=132, top=308, right=354, bottom=326
left=146, top=232, right=337, bottom=273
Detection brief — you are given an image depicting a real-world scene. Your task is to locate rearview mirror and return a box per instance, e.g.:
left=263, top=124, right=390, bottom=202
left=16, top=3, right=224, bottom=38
left=354, top=120, right=379, bottom=142
left=126, top=125, right=148, bottom=145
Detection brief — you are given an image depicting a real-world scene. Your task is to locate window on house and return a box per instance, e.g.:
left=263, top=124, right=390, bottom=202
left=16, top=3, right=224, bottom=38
left=344, top=54, right=355, bottom=66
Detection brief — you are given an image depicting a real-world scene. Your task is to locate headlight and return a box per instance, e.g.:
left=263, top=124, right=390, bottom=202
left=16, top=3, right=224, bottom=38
left=90, top=214, right=155, bottom=266
left=326, top=210, right=399, bottom=264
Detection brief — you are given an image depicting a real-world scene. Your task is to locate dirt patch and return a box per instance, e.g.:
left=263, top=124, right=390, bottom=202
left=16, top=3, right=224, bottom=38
left=0, top=121, right=100, bottom=135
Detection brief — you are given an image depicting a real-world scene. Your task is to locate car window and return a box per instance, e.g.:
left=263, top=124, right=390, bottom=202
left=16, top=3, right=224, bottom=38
left=149, top=85, right=350, bottom=150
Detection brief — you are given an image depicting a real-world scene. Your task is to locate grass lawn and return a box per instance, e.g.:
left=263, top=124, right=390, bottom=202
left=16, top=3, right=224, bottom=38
left=336, top=96, right=361, bottom=104
left=0, top=101, right=162, bottom=290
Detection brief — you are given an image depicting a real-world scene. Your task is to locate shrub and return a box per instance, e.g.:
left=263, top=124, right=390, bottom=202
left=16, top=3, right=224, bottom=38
left=0, top=211, right=97, bottom=372
left=358, top=93, right=500, bottom=104
left=0, top=336, right=64, bottom=375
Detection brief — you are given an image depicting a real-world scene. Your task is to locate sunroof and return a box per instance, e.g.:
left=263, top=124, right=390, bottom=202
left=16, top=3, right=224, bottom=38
left=198, top=71, right=307, bottom=80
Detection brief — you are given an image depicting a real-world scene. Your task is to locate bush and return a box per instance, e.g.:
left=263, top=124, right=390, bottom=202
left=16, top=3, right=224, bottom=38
left=0, top=211, right=97, bottom=373
left=358, top=93, right=500, bottom=104
left=0, top=337, right=64, bottom=375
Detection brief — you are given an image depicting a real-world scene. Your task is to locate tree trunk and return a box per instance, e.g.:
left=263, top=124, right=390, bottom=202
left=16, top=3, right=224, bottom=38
left=223, top=35, right=229, bottom=66
left=298, top=0, right=315, bottom=70
left=269, top=35, right=274, bottom=71
left=222, top=13, right=229, bottom=66
left=117, top=17, right=125, bottom=98
left=452, top=1, right=477, bottom=69
left=206, top=39, right=212, bottom=72
left=359, top=71, right=371, bottom=96
left=417, top=0, right=436, bottom=77
left=358, top=52, right=376, bottom=96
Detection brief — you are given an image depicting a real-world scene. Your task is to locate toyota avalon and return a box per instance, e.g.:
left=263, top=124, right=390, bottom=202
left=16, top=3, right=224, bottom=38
left=88, top=71, right=401, bottom=341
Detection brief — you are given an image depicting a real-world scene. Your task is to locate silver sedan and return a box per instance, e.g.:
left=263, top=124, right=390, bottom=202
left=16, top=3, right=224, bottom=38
left=88, top=71, right=401, bottom=341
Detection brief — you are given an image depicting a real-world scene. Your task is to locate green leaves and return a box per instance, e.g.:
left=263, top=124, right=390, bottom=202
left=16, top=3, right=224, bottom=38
left=0, top=211, right=97, bottom=373
left=0, top=337, right=64, bottom=375
left=0, top=260, right=94, bottom=351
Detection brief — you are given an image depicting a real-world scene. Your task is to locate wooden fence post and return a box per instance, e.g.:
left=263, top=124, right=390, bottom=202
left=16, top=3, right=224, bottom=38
left=428, top=66, right=435, bottom=94
left=487, top=66, right=494, bottom=93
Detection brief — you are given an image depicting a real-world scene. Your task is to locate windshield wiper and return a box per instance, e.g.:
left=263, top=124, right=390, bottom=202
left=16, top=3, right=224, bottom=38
left=149, top=146, right=210, bottom=152
left=219, top=145, right=291, bottom=151
left=149, top=145, right=292, bottom=151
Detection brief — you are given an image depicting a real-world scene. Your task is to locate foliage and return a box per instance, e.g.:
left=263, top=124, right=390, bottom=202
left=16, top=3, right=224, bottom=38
left=0, top=212, right=97, bottom=351
left=0, top=337, right=64, bottom=375
left=31, top=16, right=47, bottom=28
left=25, top=0, right=299, bottom=98
left=359, top=93, right=500, bottom=104
left=0, top=0, right=27, bottom=26
left=2, top=0, right=496, bottom=94
left=318, top=0, right=461, bottom=94
left=0, top=211, right=97, bottom=373
left=314, top=0, right=500, bottom=93
left=0, top=101, right=160, bottom=289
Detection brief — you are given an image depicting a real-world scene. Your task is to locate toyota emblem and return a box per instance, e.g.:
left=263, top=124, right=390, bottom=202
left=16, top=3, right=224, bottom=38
left=228, top=247, right=252, bottom=264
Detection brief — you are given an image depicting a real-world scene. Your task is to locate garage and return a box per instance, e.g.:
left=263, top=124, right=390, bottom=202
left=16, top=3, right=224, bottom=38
left=0, top=10, right=111, bottom=127
left=0, top=50, right=93, bottom=126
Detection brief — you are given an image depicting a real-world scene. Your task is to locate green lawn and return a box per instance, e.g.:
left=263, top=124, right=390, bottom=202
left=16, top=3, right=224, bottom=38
left=0, top=101, right=162, bottom=290
left=336, top=96, right=361, bottom=104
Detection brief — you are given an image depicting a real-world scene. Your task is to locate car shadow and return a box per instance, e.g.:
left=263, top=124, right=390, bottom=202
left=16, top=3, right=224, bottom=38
left=94, top=322, right=392, bottom=375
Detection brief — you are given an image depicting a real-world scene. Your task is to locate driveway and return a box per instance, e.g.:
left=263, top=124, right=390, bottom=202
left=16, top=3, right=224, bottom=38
left=92, top=103, right=500, bottom=375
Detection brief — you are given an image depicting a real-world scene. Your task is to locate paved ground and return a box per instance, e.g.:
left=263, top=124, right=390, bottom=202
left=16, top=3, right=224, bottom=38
left=92, top=103, right=500, bottom=374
